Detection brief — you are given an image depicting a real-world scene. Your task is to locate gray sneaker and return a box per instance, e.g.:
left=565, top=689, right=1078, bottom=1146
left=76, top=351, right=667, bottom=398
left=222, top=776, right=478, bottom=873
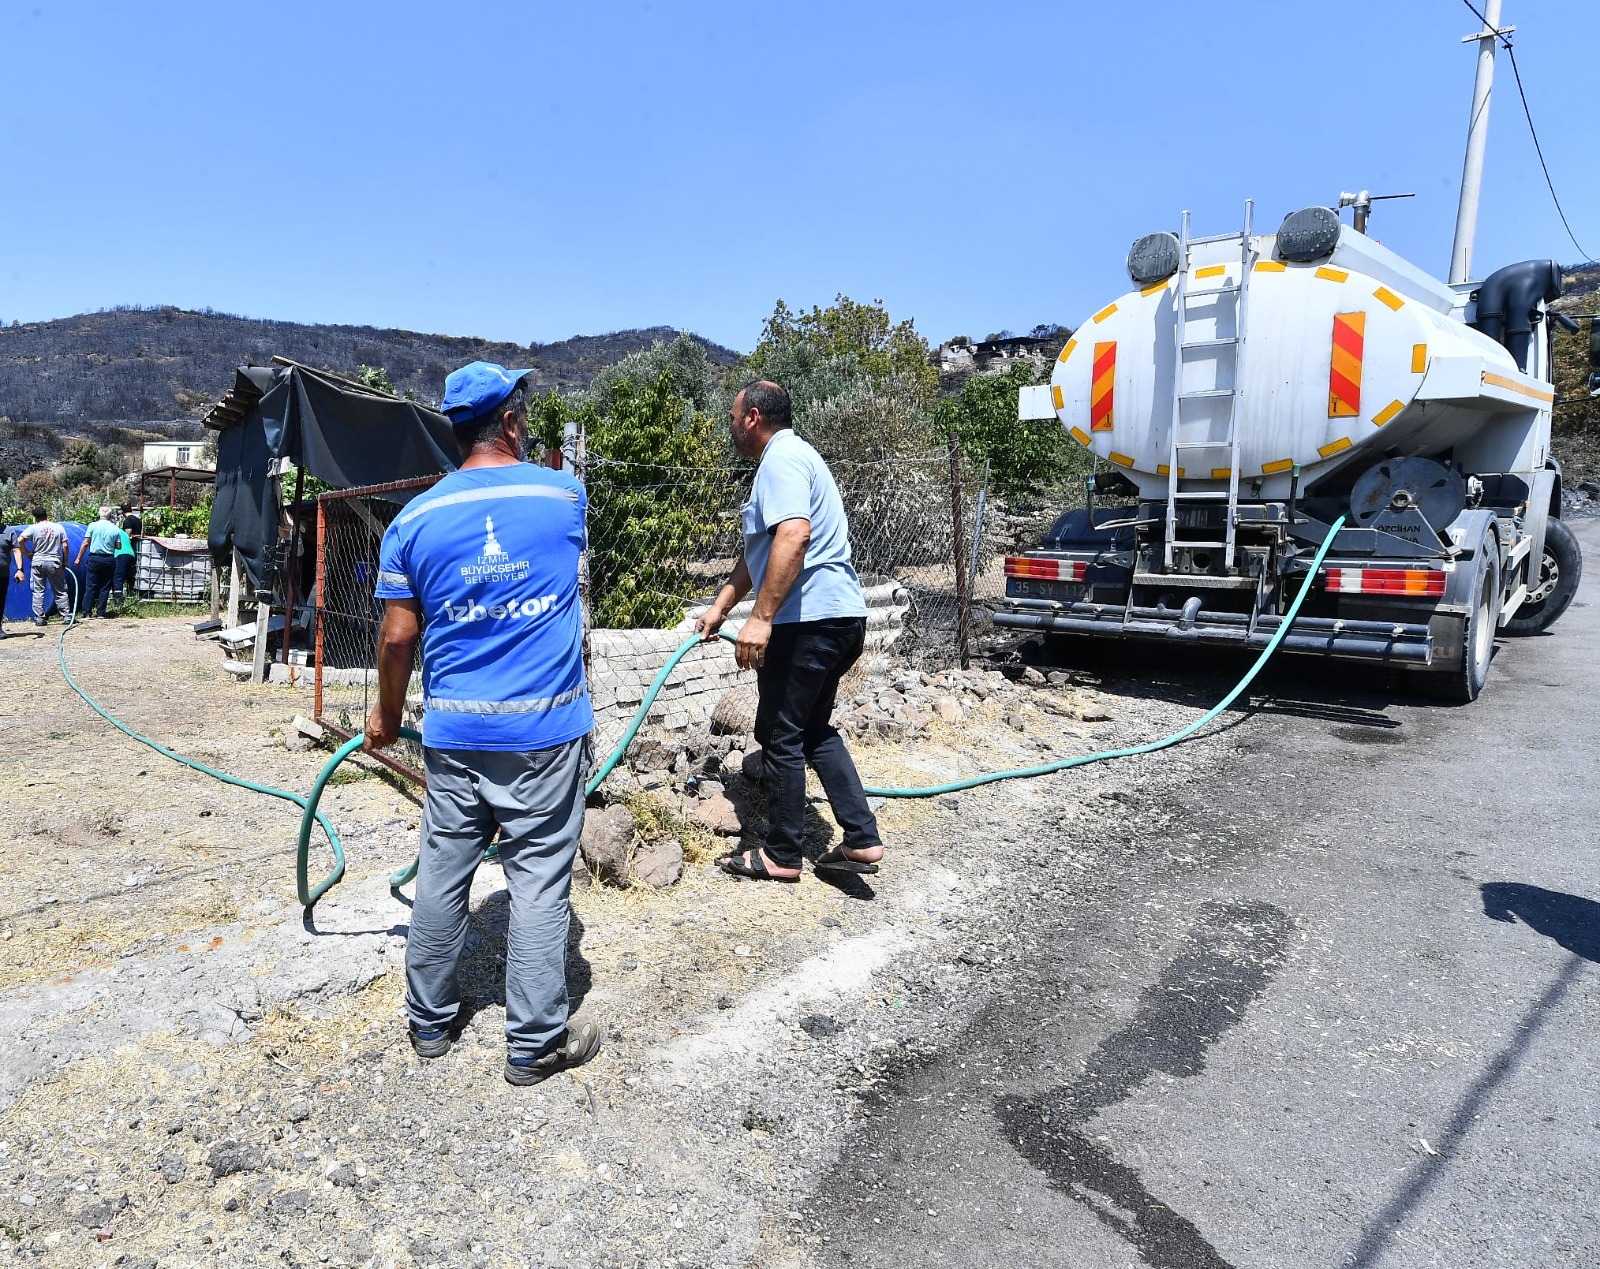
left=409, top=1024, right=454, bottom=1060
left=504, top=1017, right=603, bottom=1086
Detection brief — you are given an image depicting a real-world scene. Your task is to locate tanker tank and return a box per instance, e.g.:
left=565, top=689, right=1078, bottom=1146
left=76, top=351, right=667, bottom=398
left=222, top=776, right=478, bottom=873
left=1030, top=209, right=1556, bottom=502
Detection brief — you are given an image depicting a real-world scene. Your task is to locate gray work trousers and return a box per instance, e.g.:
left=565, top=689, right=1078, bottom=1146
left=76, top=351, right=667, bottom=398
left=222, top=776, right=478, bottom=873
left=30, top=562, right=70, bottom=620
left=407, top=736, right=587, bottom=1061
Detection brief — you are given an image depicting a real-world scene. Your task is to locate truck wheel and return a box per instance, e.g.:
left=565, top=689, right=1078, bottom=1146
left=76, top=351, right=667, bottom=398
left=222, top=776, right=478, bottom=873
left=1502, top=518, right=1582, bottom=636
left=1415, top=530, right=1500, bottom=703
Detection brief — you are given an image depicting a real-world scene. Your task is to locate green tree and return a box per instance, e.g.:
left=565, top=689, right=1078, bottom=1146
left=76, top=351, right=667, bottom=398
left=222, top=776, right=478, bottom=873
left=935, top=362, right=1088, bottom=499
left=742, top=294, right=937, bottom=405
left=533, top=371, right=725, bottom=629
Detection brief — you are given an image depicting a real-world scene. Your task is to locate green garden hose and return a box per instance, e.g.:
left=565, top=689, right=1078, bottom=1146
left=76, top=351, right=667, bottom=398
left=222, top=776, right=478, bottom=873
left=57, top=519, right=1344, bottom=913
left=51, top=571, right=354, bottom=907
left=318, top=516, right=1347, bottom=905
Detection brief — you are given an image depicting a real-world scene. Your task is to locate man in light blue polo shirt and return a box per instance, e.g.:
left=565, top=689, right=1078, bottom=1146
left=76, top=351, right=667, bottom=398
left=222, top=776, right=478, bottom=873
left=73, top=507, right=122, bottom=618
left=695, top=380, right=885, bottom=882
left=365, top=360, right=601, bottom=1086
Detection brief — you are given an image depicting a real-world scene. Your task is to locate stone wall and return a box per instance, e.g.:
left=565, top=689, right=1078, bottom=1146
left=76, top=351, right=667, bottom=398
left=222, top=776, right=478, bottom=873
left=589, top=577, right=911, bottom=745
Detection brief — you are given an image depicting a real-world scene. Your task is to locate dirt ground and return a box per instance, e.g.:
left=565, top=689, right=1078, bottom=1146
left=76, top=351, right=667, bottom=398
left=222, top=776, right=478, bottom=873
left=1, top=613, right=1169, bottom=1267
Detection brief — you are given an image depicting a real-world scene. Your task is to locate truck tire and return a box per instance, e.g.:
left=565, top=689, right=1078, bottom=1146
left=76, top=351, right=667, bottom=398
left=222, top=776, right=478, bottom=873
left=1502, top=518, right=1582, bottom=636
left=1414, top=529, right=1500, bottom=703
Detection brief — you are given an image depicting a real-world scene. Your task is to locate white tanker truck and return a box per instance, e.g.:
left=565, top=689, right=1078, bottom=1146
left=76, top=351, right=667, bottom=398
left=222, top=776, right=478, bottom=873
left=998, top=202, right=1582, bottom=701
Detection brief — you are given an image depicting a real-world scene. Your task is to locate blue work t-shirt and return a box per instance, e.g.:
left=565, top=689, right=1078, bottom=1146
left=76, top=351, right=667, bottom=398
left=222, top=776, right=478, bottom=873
left=741, top=430, right=867, bottom=625
left=375, top=465, right=593, bottom=752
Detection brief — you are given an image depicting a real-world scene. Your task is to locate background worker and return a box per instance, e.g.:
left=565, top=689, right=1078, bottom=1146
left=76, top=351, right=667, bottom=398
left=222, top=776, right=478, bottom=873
left=695, top=380, right=885, bottom=882
left=73, top=506, right=121, bottom=619
left=18, top=508, right=71, bottom=626
left=0, top=522, right=21, bottom=638
left=365, top=361, right=600, bottom=1086
left=112, top=519, right=137, bottom=605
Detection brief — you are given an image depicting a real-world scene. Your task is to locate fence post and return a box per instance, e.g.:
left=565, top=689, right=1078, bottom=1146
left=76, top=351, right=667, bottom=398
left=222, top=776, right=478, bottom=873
left=313, top=495, right=327, bottom=720
left=227, top=548, right=243, bottom=627
left=948, top=432, right=971, bottom=670
left=967, top=459, right=990, bottom=597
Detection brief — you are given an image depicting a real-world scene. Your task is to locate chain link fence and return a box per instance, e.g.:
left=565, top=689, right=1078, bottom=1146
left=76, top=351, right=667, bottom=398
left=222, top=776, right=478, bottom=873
left=314, top=476, right=438, bottom=783
left=311, top=440, right=1081, bottom=779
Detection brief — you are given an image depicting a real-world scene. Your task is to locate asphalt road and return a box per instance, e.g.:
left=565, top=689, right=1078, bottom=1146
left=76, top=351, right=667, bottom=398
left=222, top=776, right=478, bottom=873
left=812, top=518, right=1600, bottom=1268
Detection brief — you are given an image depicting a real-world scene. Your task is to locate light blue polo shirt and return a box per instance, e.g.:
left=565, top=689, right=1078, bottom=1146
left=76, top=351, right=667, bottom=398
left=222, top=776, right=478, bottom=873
left=84, top=519, right=122, bottom=554
left=376, top=465, right=592, bottom=752
left=741, top=429, right=867, bottom=625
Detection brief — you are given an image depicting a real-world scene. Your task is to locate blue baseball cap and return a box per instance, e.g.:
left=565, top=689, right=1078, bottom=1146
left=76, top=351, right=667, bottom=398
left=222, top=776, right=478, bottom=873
left=441, top=361, right=534, bottom=426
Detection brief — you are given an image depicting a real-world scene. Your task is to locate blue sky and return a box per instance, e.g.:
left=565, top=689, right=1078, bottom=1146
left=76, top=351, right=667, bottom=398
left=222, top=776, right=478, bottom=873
left=2, top=1, right=1596, bottom=355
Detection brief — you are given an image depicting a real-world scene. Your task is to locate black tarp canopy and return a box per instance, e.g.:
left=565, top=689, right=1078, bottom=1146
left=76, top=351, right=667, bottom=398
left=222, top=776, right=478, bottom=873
left=206, top=363, right=459, bottom=590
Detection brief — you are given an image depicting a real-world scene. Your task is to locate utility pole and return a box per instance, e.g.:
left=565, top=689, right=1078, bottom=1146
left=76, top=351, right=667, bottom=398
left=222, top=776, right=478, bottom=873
left=1449, top=0, right=1513, bottom=285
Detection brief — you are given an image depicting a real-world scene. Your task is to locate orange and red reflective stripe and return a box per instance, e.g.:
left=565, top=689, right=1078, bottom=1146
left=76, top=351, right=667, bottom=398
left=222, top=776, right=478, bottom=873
left=1090, top=341, right=1115, bottom=432
left=1328, top=312, right=1365, bottom=418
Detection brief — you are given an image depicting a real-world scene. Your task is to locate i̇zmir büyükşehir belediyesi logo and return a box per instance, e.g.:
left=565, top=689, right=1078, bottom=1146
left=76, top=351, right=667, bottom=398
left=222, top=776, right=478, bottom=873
left=459, top=515, right=530, bottom=585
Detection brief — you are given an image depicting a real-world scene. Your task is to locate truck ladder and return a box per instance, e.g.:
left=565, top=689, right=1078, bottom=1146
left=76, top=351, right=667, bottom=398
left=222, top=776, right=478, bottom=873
left=1164, top=201, right=1255, bottom=569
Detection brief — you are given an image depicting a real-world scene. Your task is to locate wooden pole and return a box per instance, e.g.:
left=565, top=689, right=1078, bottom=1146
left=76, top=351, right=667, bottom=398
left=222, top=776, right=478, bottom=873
left=948, top=432, right=971, bottom=671
left=250, top=595, right=270, bottom=684
left=314, top=496, right=327, bottom=721
left=281, top=465, right=305, bottom=666
left=227, top=548, right=243, bottom=627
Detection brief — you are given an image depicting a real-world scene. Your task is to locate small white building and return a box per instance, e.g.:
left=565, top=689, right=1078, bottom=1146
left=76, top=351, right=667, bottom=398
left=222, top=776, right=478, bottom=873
left=142, top=440, right=213, bottom=471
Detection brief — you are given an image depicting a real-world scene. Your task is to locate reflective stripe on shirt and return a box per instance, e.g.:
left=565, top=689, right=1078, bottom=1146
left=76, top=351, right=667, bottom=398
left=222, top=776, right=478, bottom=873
left=424, top=683, right=587, bottom=714
left=396, top=482, right=579, bottom=528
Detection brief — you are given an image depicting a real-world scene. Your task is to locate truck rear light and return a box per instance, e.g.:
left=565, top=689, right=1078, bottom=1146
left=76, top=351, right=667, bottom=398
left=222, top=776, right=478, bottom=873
left=1324, top=567, right=1446, bottom=597
left=1005, top=557, right=1088, bottom=582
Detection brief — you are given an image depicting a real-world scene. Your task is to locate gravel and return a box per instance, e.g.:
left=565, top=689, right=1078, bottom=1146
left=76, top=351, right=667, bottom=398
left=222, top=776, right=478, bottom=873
left=0, top=627, right=1208, bottom=1265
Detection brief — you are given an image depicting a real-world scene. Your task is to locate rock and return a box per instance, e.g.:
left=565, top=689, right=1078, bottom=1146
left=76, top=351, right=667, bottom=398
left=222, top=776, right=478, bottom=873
left=155, top=1150, right=186, bottom=1184
left=1020, top=666, right=1046, bottom=685
left=327, top=1164, right=357, bottom=1188
left=717, top=751, right=746, bottom=781
left=1076, top=696, right=1115, bottom=723
left=934, top=696, right=963, bottom=724
left=1581, top=480, right=1600, bottom=497
left=1046, top=671, right=1071, bottom=686
left=691, top=795, right=743, bottom=837
left=75, top=1195, right=127, bottom=1227
left=286, top=1099, right=311, bottom=1124
left=628, top=739, right=674, bottom=774
left=711, top=688, right=759, bottom=735
left=739, top=749, right=765, bottom=784
left=631, top=838, right=684, bottom=889
left=693, top=778, right=725, bottom=803
left=579, top=805, right=636, bottom=886
left=799, top=1013, right=841, bottom=1038
left=208, top=1141, right=265, bottom=1181
left=681, top=729, right=723, bottom=761
left=283, top=734, right=316, bottom=753
left=872, top=718, right=907, bottom=741
left=1004, top=712, right=1028, bottom=732
left=269, top=1188, right=312, bottom=1216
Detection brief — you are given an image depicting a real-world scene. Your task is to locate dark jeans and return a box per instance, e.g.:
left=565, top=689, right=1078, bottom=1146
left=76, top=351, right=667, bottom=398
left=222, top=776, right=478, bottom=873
left=112, top=553, right=134, bottom=599
left=754, top=616, right=881, bottom=870
left=84, top=553, right=115, bottom=617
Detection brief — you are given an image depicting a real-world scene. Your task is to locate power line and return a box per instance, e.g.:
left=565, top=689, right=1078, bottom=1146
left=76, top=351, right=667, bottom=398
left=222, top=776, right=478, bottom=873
left=1458, top=0, right=1595, bottom=263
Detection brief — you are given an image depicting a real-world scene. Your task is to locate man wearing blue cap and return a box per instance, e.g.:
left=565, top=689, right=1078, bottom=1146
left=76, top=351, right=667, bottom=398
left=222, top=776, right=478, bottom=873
left=365, top=361, right=601, bottom=1085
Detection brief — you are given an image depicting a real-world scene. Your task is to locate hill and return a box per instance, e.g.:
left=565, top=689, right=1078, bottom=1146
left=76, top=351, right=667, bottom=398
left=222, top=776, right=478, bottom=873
left=0, top=306, right=741, bottom=437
